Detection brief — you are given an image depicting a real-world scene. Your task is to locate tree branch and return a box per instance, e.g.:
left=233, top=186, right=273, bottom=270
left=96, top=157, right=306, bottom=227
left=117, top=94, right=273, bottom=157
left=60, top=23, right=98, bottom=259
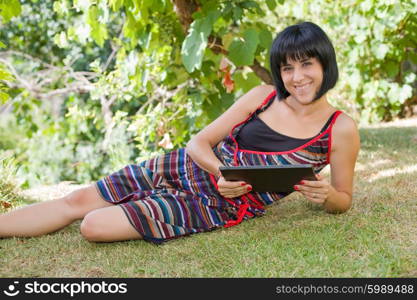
left=0, top=52, right=95, bottom=103
left=102, top=29, right=124, bottom=73
left=250, top=60, right=273, bottom=85
left=138, top=81, right=188, bottom=114
left=172, top=0, right=199, bottom=33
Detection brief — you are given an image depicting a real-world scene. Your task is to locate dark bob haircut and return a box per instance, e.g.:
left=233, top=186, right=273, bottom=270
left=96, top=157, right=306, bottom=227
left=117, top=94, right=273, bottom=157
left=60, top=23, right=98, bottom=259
left=269, top=21, right=338, bottom=101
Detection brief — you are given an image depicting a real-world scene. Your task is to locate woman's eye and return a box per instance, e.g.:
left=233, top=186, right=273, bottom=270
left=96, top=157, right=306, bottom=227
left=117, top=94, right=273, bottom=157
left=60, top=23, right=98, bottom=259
left=303, top=62, right=312, bottom=66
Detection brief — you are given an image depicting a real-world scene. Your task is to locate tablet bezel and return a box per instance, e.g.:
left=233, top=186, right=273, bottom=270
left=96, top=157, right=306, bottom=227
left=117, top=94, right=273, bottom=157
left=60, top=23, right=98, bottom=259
left=219, top=164, right=317, bottom=193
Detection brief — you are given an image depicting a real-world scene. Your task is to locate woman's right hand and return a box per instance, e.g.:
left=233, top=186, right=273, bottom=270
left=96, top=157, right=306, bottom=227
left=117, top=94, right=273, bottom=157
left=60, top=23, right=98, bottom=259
left=216, top=175, right=252, bottom=198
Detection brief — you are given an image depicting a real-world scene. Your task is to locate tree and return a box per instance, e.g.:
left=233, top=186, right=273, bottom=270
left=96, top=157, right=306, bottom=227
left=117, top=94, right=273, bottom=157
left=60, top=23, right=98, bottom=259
left=0, top=0, right=416, bottom=186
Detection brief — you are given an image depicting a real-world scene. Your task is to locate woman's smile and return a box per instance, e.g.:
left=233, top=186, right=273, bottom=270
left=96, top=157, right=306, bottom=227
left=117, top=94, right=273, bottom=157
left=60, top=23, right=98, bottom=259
left=294, top=82, right=313, bottom=94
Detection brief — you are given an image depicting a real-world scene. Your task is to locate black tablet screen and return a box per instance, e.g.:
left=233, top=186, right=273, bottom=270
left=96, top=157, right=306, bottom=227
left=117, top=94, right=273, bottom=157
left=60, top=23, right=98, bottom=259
left=219, top=165, right=316, bottom=193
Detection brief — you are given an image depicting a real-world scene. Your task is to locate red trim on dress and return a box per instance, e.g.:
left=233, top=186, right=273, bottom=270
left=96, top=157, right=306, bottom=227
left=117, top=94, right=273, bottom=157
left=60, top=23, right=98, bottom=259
left=222, top=90, right=278, bottom=227
left=229, top=90, right=277, bottom=166
left=326, top=111, right=343, bottom=164
left=238, top=128, right=330, bottom=155
left=237, top=110, right=344, bottom=155
left=211, top=89, right=343, bottom=228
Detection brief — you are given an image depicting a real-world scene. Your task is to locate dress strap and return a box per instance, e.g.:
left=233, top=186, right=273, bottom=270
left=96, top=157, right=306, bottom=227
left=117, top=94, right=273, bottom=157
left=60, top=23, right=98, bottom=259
left=326, top=110, right=343, bottom=163
left=319, top=111, right=341, bottom=134
left=256, top=90, right=277, bottom=114
left=329, top=111, right=344, bottom=129
left=227, top=89, right=277, bottom=167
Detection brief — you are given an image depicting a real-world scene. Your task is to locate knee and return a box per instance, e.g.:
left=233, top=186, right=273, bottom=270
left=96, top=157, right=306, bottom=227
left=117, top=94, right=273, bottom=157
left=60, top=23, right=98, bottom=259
left=80, top=211, right=104, bottom=242
left=63, top=187, right=95, bottom=219
left=64, top=188, right=89, bottom=207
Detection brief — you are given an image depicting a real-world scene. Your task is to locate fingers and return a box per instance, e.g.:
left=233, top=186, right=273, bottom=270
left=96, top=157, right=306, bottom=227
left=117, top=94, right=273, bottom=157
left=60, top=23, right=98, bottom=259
left=218, top=177, right=247, bottom=188
left=298, top=179, right=324, bottom=188
left=294, top=187, right=327, bottom=204
left=217, top=177, right=252, bottom=198
left=219, top=184, right=252, bottom=198
left=301, top=190, right=327, bottom=204
left=294, top=176, right=329, bottom=204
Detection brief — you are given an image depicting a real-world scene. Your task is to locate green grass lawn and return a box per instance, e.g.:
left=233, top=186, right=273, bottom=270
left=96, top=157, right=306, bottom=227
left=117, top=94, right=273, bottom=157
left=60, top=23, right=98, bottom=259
left=1, top=119, right=416, bottom=277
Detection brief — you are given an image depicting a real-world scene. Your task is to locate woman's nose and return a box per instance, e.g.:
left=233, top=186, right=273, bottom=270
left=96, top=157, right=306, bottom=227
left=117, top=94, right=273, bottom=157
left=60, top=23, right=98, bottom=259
left=292, top=67, right=304, bottom=82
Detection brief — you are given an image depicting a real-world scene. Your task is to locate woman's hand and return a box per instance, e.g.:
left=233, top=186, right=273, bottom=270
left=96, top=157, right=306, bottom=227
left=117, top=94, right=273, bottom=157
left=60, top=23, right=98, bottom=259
left=216, top=176, right=252, bottom=198
left=293, top=174, right=332, bottom=204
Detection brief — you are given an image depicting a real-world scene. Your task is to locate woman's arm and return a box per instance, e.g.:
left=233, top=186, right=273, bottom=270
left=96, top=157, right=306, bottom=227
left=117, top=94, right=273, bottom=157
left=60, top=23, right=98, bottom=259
left=185, top=85, right=275, bottom=177
left=324, top=114, right=360, bottom=213
left=185, top=138, right=225, bottom=177
left=295, top=113, right=360, bottom=213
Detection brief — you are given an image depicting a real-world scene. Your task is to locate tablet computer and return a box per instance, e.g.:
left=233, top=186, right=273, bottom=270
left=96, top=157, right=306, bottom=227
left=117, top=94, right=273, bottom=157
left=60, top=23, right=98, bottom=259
left=219, top=164, right=316, bottom=193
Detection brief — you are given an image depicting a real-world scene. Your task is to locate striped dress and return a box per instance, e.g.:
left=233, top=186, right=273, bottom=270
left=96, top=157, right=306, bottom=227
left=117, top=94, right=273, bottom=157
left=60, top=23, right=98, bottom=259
left=95, top=90, right=343, bottom=244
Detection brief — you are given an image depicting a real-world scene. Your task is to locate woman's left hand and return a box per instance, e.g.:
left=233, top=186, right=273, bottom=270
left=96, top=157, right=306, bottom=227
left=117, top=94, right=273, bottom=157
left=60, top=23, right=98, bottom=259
left=293, top=174, right=331, bottom=204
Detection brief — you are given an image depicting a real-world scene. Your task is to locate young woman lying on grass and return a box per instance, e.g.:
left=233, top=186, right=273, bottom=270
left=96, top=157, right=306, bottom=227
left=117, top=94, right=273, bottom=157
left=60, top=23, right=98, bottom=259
left=0, top=22, right=360, bottom=244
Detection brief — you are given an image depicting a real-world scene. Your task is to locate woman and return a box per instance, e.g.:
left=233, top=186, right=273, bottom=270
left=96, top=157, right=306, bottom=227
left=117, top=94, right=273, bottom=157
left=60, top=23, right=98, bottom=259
left=0, top=22, right=360, bottom=244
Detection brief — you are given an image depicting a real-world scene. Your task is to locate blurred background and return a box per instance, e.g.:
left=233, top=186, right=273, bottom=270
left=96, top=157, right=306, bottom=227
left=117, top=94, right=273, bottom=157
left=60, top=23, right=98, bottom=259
left=0, top=0, right=416, bottom=192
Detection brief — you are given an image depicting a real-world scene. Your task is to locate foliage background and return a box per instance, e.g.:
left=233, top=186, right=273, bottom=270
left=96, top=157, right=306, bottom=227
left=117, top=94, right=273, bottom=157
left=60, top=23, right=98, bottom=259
left=0, top=0, right=416, bottom=191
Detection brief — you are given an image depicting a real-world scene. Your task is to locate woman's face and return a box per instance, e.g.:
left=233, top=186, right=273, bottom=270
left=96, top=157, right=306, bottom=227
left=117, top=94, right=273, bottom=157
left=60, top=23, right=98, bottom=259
left=280, top=56, right=324, bottom=104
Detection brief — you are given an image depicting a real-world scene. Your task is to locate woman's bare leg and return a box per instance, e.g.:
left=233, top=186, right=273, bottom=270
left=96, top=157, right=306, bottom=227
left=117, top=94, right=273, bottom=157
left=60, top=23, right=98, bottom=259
left=0, top=184, right=112, bottom=237
left=80, top=206, right=142, bottom=242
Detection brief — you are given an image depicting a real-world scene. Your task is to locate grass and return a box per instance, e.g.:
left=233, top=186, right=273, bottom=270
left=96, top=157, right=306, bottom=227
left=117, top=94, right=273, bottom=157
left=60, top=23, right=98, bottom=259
left=0, top=118, right=416, bottom=277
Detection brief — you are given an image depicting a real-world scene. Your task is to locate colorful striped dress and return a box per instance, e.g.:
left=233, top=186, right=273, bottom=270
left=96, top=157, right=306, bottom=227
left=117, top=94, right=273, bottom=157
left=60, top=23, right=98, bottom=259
left=95, top=90, right=343, bottom=244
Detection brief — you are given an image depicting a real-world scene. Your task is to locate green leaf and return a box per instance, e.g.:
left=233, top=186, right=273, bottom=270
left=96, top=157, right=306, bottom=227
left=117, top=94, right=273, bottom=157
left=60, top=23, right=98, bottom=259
left=259, top=29, right=273, bottom=49
left=0, top=40, right=6, bottom=48
left=0, top=89, right=9, bottom=104
left=409, top=51, right=417, bottom=65
left=203, top=91, right=234, bottom=120
left=92, top=24, right=108, bottom=47
left=54, top=31, right=69, bottom=48
left=0, top=0, right=21, bottom=23
left=266, top=0, right=277, bottom=10
left=88, top=6, right=108, bottom=47
left=383, top=61, right=399, bottom=78
left=181, top=10, right=220, bottom=73
left=232, top=6, right=243, bottom=21
left=228, top=28, right=259, bottom=67
left=222, top=33, right=234, bottom=49
left=53, top=0, right=69, bottom=16
left=0, top=67, right=13, bottom=81
left=241, top=1, right=263, bottom=15
left=233, top=71, right=261, bottom=93
left=109, top=0, right=124, bottom=11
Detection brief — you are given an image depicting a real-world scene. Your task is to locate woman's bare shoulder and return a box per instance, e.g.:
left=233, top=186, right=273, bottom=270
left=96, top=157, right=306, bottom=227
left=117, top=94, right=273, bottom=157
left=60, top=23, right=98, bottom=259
left=332, top=112, right=360, bottom=149
left=252, top=84, right=275, bottom=95
left=246, top=84, right=275, bottom=104
left=333, top=113, right=358, bottom=134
